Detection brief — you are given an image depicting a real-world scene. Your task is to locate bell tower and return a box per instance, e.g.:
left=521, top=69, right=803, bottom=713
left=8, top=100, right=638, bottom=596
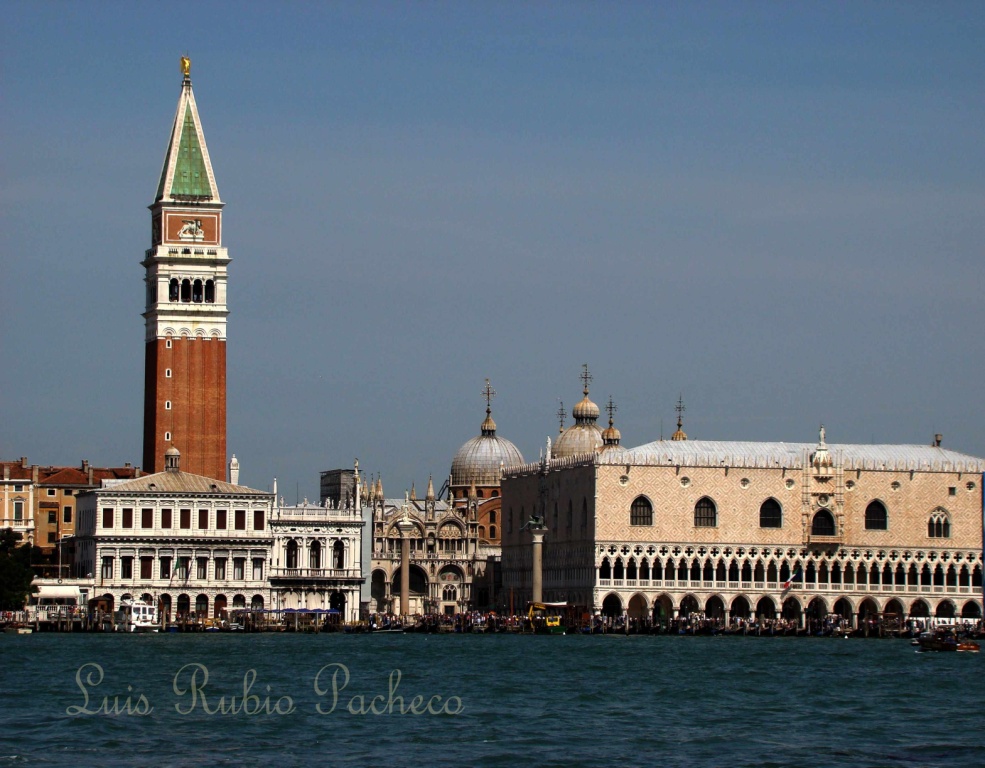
left=142, top=58, right=228, bottom=480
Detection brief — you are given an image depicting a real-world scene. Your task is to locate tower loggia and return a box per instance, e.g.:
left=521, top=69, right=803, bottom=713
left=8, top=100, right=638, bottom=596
left=142, top=58, right=228, bottom=480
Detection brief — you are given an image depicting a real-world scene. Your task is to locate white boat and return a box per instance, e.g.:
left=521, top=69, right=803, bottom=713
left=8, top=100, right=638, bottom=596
left=116, top=600, right=160, bottom=632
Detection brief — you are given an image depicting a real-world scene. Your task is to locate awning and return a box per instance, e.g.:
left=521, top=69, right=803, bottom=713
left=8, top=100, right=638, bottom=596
left=33, top=585, right=83, bottom=599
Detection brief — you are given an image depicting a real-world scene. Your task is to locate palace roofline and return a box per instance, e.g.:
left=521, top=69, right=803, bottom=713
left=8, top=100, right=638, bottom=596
left=504, top=441, right=985, bottom=476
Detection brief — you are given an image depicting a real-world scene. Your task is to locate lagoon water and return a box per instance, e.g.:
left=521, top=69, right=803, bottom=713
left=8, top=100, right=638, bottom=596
left=2, top=633, right=982, bottom=767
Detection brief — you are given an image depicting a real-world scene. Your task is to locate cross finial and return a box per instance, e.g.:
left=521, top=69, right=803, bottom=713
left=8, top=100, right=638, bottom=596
left=606, top=396, right=617, bottom=425
left=675, top=393, right=686, bottom=428
left=580, top=363, right=593, bottom=395
left=482, top=378, right=496, bottom=412
left=556, top=400, right=566, bottom=433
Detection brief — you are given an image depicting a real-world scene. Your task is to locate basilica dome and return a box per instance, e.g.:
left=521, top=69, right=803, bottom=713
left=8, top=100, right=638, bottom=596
left=554, top=373, right=604, bottom=459
left=451, top=406, right=524, bottom=487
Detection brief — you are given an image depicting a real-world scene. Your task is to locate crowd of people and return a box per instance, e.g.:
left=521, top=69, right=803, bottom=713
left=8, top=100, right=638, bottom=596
left=364, top=609, right=985, bottom=638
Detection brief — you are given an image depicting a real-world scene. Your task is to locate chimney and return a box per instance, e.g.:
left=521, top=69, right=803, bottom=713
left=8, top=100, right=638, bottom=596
left=933, top=434, right=942, bottom=447
left=82, top=459, right=90, bottom=472
left=21, top=456, right=28, bottom=468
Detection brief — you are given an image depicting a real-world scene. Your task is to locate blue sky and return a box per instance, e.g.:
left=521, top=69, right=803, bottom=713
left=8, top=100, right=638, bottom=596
left=3, top=3, right=983, bottom=500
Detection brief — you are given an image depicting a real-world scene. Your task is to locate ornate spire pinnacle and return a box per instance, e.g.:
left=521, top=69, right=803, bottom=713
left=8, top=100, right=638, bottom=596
left=812, top=424, right=831, bottom=467
left=155, top=60, right=221, bottom=204
left=602, top=397, right=621, bottom=447
left=671, top=394, right=687, bottom=441
left=426, top=475, right=435, bottom=501
left=580, top=363, right=593, bottom=397
left=409, top=482, right=416, bottom=501
left=480, top=378, right=497, bottom=435
left=571, top=364, right=600, bottom=424
left=606, top=396, right=617, bottom=427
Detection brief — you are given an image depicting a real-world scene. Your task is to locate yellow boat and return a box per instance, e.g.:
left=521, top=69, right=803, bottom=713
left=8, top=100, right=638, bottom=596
left=525, top=602, right=568, bottom=635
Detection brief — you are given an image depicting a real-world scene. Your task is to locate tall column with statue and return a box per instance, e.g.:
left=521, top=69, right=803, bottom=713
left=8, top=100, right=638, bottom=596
left=396, top=510, right=414, bottom=618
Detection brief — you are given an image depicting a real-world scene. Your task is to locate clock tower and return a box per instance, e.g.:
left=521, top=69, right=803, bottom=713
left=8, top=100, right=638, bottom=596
left=142, top=58, right=228, bottom=480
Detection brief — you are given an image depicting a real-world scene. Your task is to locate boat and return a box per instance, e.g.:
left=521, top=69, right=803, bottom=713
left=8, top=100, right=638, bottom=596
left=524, top=602, right=568, bottom=635
left=917, top=629, right=980, bottom=653
left=115, top=600, right=160, bottom=632
left=4, top=624, right=33, bottom=635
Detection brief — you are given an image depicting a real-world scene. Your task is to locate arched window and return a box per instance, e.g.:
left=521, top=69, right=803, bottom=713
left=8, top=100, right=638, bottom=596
left=694, top=497, right=716, bottom=527
left=192, top=279, right=203, bottom=303
left=442, top=585, right=457, bottom=602
left=180, top=279, right=191, bottom=302
left=811, top=509, right=836, bottom=536
left=333, top=541, right=345, bottom=569
left=928, top=509, right=950, bottom=538
left=865, top=501, right=888, bottom=530
left=205, top=279, right=215, bottom=303
left=490, top=525, right=497, bottom=539
left=599, top=559, right=611, bottom=580
left=285, top=540, right=298, bottom=569
left=309, top=541, right=321, bottom=569
left=169, top=278, right=180, bottom=302
left=759, top=498, right=782, bottom=528
left=630, top=496, right=653, bottom=526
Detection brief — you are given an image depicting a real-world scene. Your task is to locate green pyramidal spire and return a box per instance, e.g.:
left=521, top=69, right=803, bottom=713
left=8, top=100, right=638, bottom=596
left=154, top=64, right=221, bottom=204
left=171, top=103, right=211, bottom=197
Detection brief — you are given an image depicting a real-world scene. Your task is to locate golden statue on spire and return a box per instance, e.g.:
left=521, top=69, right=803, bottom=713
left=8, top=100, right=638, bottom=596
left=180, top=56, right=191, bottom=78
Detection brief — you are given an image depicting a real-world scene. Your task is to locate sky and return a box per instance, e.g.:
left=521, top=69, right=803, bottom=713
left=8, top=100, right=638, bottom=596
left=2, top=3, right=984, bottom=502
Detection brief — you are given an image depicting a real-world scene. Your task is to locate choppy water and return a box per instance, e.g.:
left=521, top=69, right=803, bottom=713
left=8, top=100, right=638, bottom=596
left=1, top=633, right=982, bottom=767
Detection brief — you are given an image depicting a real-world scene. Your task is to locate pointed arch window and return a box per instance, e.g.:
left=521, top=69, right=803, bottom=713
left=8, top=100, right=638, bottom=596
left=630, top=496, right=653, bottom=526
left=928, top=509, right=950, bottom=538
left=759, top=498, right=782, bottom=528
left=811, top=509, right=836, bottom=537
left=694, top=497, right=716, bottom=527
left=865, top=501, right=888, bottom=530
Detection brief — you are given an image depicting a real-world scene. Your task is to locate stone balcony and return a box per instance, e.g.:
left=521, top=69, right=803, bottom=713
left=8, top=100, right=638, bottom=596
left=269, top=567, right=362, bottom=581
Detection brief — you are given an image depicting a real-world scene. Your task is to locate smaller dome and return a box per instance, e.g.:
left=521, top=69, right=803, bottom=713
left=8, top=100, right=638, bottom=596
left=601, top=424, right=621, bottom=444
left=572, top=394, right=600, bottom=421
left=164, top=445, right=181, bottom=473
left=481, top=412, right=497, bottom=435
left=601, top=396, right=621, bottom=446
left=553, top=423, right=603, bottom=458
